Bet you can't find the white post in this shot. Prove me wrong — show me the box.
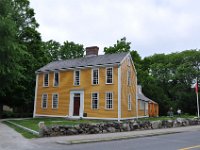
[196,77,199,118]
[197,91,199,118]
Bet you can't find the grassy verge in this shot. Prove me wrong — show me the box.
[138,115,195,121]
[3,121,39,139]
[8,118,105,131]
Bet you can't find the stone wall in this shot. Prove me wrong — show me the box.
[39,118,200,137]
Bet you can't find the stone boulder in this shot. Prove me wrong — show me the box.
[151,120,162,129]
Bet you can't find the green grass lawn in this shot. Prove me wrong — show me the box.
[138,115,195,121]
[8,118,105,131]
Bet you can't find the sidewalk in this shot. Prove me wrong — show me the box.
[0,122,38,150]
[31,125,200,145]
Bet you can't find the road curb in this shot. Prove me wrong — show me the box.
[56,126,200,145]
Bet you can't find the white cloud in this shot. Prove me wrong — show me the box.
[30,0,200,57]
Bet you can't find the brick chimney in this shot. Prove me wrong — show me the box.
[85,46,99,57]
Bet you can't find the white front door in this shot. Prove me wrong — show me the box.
[69,91,84,118]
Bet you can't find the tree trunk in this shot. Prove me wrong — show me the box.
[0,102,3,119]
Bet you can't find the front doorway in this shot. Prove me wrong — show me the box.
[73,93,80,116]
[69,90,84,118]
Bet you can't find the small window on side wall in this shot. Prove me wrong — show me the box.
[127,70,131,86]
[128,94,131,110]
[128,58,131,66]
[43,73,49,87]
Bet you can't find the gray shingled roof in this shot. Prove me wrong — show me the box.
[36,52,129,73]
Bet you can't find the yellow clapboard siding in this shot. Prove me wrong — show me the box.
[36,66,118,118]
[121,58,137,118]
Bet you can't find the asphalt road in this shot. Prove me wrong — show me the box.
[1,121,200,150]
[33,131,200,150]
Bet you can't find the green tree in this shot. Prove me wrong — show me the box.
[11,0,49,113]
[104,37,131,54]
[0,0,25,117]
[60,41,84,59]
[0,0,49,117]
[43,40,61,61]
[140,50,200,115]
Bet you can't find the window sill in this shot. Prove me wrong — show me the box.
[105,83,114,85]
[105,108,114,111]
[43,86,49,88]
[92,84,99,86]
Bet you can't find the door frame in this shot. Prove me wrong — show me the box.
[69,90,84,118]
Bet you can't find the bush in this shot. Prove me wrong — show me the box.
[2,111,33,118]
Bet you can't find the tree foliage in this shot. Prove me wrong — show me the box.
[60,41,84,59]
[104,37,131,54]
[140,50,200,115]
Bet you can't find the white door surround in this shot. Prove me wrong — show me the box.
[69,90,84,118]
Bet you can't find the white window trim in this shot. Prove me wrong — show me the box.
[41,93,48,109]
[52,93,59,109]
[91,92,99,109]
[105,67,113,84]
[91,68,99,85]
[105,92,114,110]
[128,94,132,110]
[43,73,49,87]
[74,70,80,86]
[53,72,60,87]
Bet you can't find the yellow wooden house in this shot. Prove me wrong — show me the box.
[33,46,138,121]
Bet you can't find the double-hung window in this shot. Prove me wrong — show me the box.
[128,94,131,110]
[43,73,49,87]
[53,72,59,87]
[52,93,58,109]
[127,70,131,86]
[91,92,99,109]
[92,69,99,85]
[74,70,80,86]
[105,92,113,109]
[106,67,113,84]
[42,94,48,108]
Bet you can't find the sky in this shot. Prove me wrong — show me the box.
[30,0,200,58]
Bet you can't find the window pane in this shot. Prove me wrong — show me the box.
[42,94,47,108]
[52,94,58,109]
[44,74,49,86]
[92,93,98,109]
[93,69,99,84]
[74,71,80,85]
[54,72,59,86]
[106,68,113,83]
[106,92,113,109]
[128,94,131,110]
